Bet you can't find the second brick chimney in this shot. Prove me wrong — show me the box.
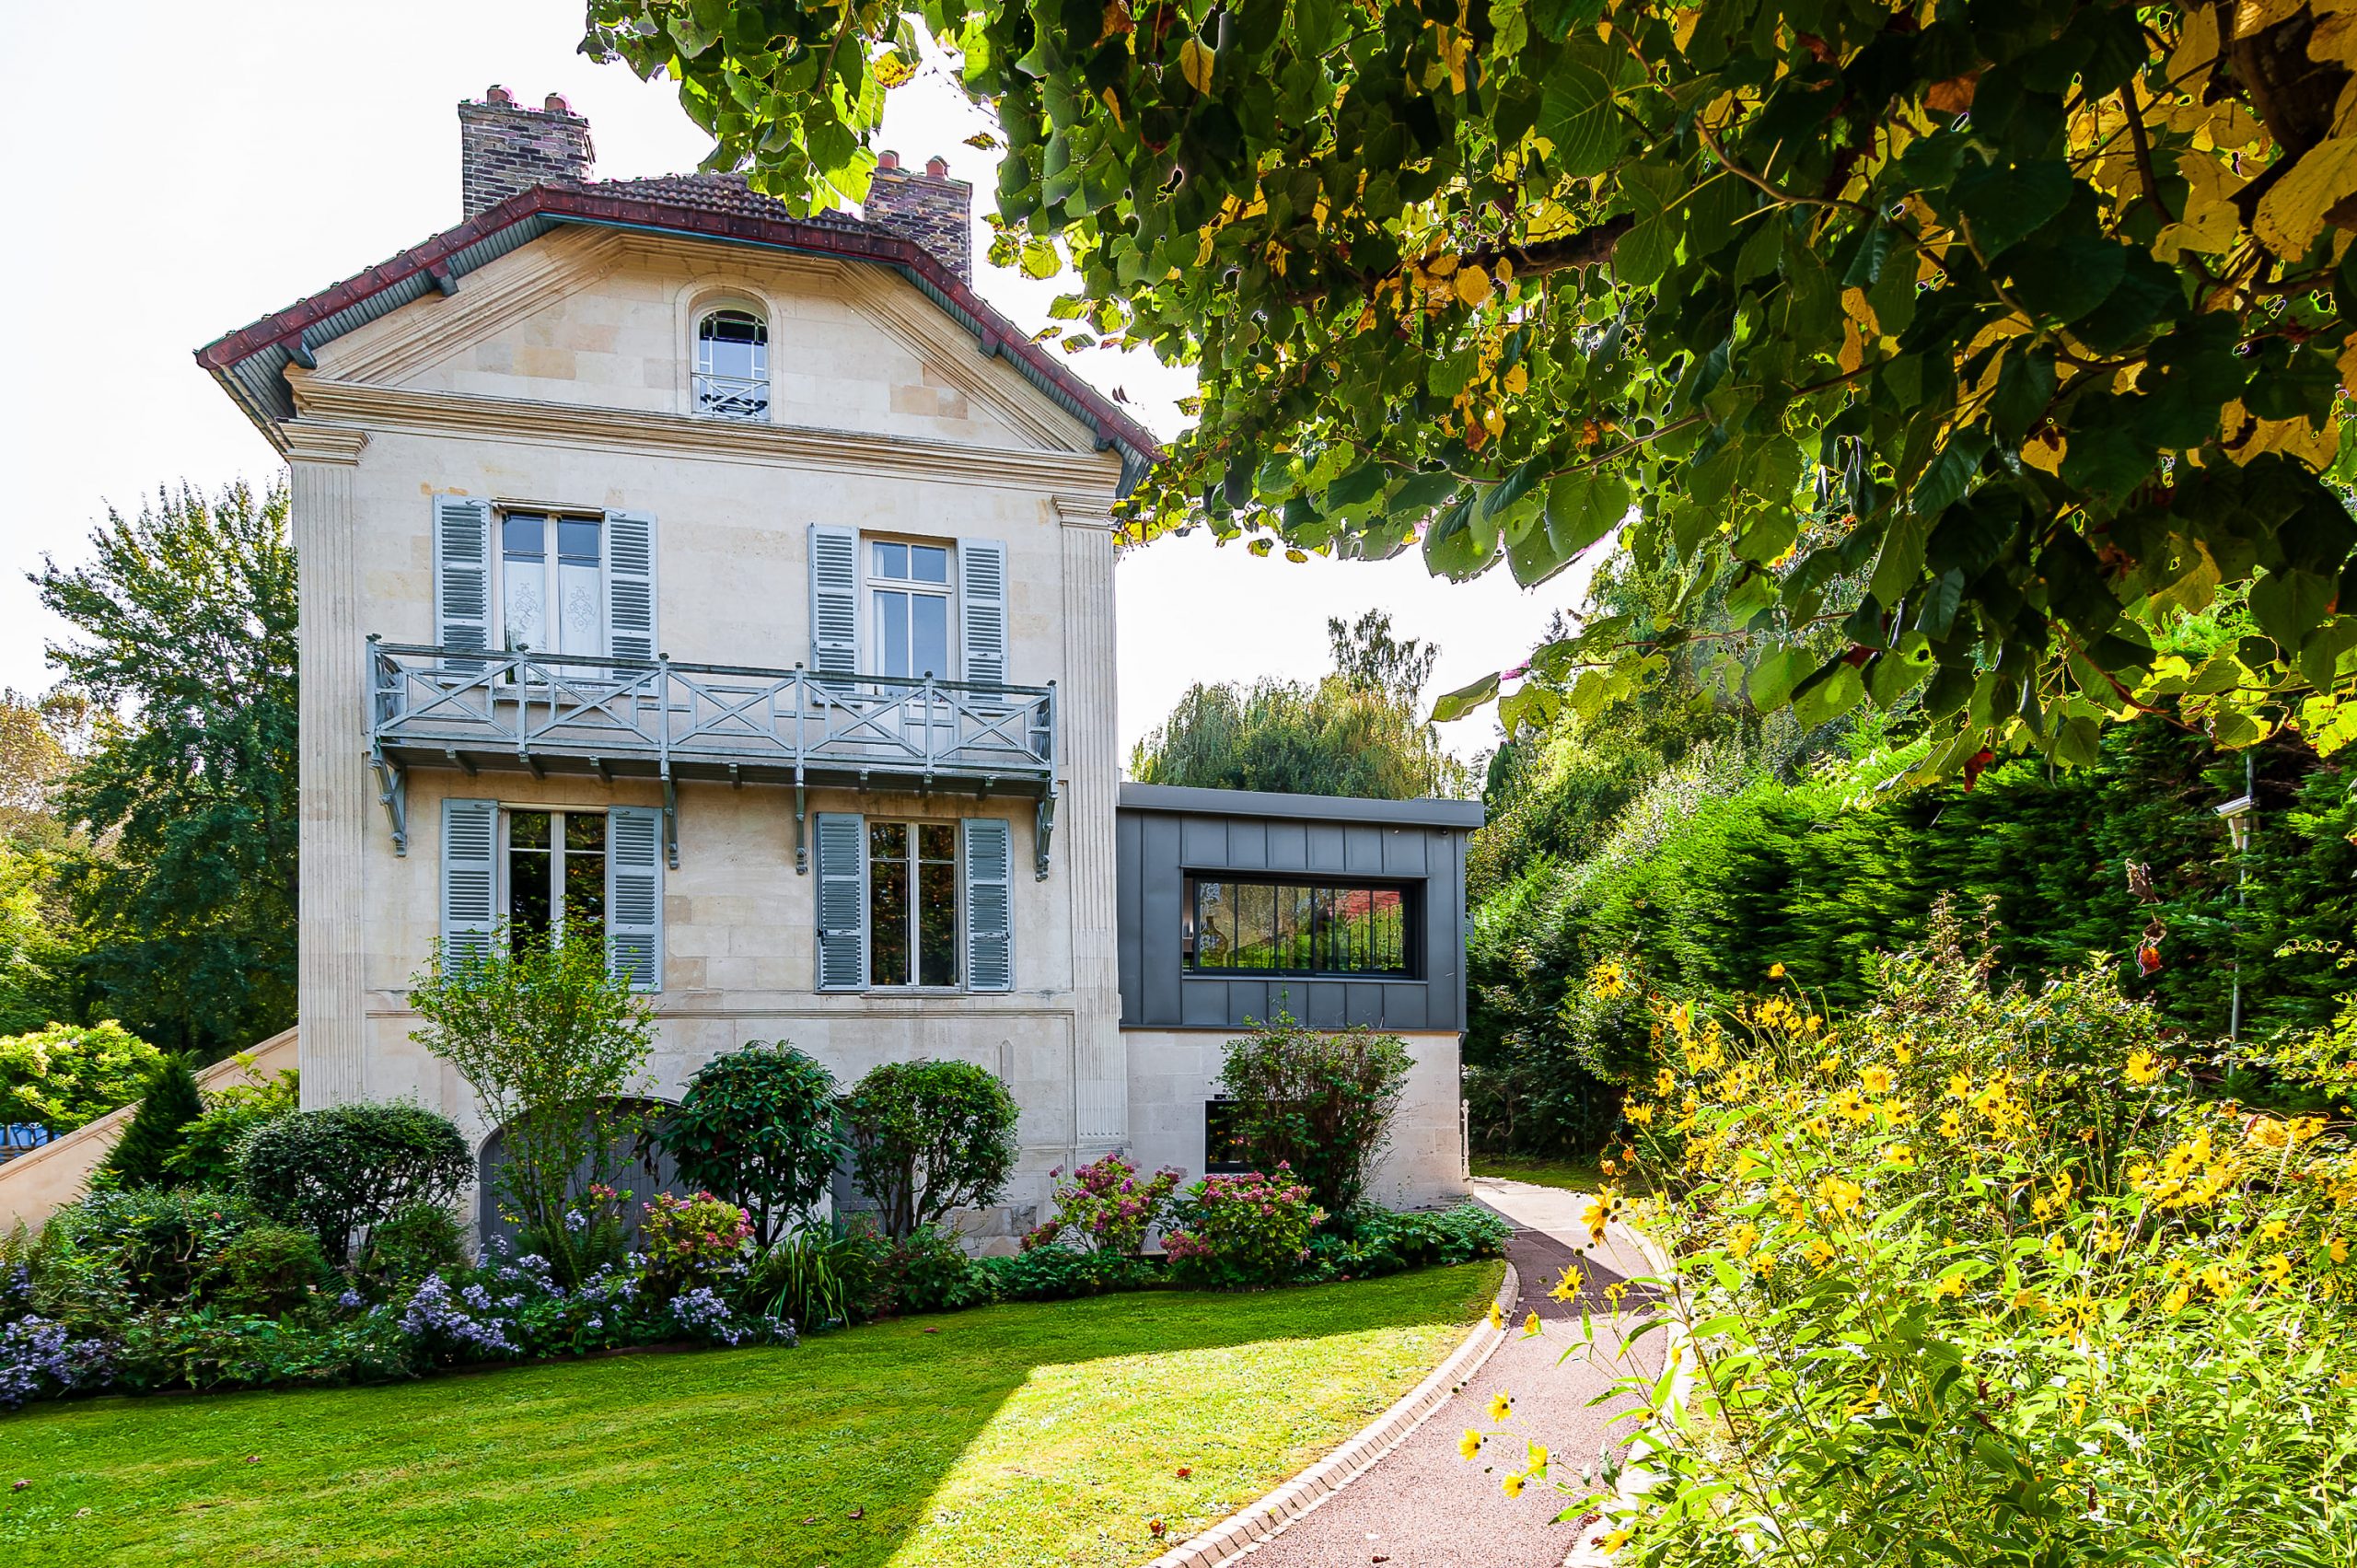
[865,152,973,284]
[458,87,595,217]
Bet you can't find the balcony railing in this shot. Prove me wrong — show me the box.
[366,639,1058,875]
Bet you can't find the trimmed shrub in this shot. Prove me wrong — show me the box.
[165,1067,299,1190]
[660,1042,842,1246]
[1305,1202,1512,1281]
[0,1020,165,1135]
[1162,1167,1326,1288]
[203,1224,331,1317]
[39,1188,258,1307]
[890,1223,998,1314]
[354,1202,468,1295]
[238,1103,470,1264]
[1220,1017,1413,1214]
[1023,1154,1182,1256]
[95,1054,205,1191]
[841,1060,1019,1238]
[981,1244,1163,1301]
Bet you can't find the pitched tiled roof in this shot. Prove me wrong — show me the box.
[194,173,1161,486]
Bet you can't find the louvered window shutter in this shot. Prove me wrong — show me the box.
[964,816,1013,993]
[959,539,1008,685]
[441,798,499,970]
[809,526,860,684]
[606,806,664,992]
[603,511,658,661]
[814,811,866,991]
[433,498,493,671]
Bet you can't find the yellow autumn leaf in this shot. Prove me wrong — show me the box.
[2235,0,2305,34]
[1455,264,1494,306]
[1100,86,1124,128]
[1839,314,1866,375]
[1841,285,1881,338]
[1179,36,1213,94]
[2022,433,2067,475]
[1504,363,1529,394]
[871,50,917,87]
[1672,7,1702,51]
[2254,134,2357,258]
[2170,2,2220,96]
[2338,336,2357,394]
[2156,151,2247,260]
[2315,5,2357,70]
[1427,253,1461,276]
[2242,411,2341,468]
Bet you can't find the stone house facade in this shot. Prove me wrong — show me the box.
[195,89,1475,1241]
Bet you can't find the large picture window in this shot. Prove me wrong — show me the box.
[866,540,955,679]
[1184,877,1414,977]
[869,820,960,987]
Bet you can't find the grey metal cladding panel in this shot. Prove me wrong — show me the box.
[1304,981,1348,1029]
[1181,980,1230,1028]
[1224,819,1268,871]
[1343,824,1385,874]
[1342,983,1383,1028]
[1229,979,1273,1026]
[1266,819,1308,871]
[1140,816,1190,1026]
[1425,830,1466,1031]
[1381,982,1431,1030]
[1306,823,1348,872]
[1381,828,1430,876]
[1116,811,1145,1024]
[1181,816,1227,865]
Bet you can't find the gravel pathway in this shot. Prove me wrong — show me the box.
[1231,1179,1665,1568]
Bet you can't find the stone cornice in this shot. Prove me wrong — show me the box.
[1051,494,1119,530]
[289,379,1126,494]
[281,422,369,465]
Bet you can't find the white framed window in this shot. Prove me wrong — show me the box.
[503,808,607,940]
[866,819,961,988]
[499,512,606,658]
[443,798,664,991]
[694,308,769,420]
[865,539,956,679]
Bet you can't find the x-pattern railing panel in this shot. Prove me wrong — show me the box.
[368,641,1054,783]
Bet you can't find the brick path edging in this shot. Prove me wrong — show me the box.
[1141,1261,1523,1568]
[1561,1218,1694,1568]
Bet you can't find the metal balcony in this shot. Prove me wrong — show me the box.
[366,639,1058,876]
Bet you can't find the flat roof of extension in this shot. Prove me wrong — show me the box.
[1116,783,1485,830]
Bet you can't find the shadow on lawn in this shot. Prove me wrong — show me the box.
[0,1272,1492,1568]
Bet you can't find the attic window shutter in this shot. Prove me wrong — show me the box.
[440,798,498,971]
[815,811,866,991]
[603,511,658,661]
[433,497,493,671]
[809,526,859,685]
[959,539,1008,685]
[964,816,1013,993]
[606,806,664,992]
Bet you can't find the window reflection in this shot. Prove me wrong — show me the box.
[1182,878,1414,977]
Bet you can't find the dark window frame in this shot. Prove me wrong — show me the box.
[1181,873,1421,980]
[1203,1099,1254,1173]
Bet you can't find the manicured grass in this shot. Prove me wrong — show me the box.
[0,1262,1501,1567]
[1471,1152,1608,1193]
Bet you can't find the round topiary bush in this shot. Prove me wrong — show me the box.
[841,1060,1019,1239]
[659,1042,842,1247]
[237,1102,470,1263]
[203,1223,331,1317]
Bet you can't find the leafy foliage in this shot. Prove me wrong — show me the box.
[1219,1016,1415,1213]
[164,1066,299,1190]
[202,1224,331,1318]
[36,1187,260,1308]
[0,1019,164,1134]
[237,1104,471,1266]
[32,481,296,1056]
[406,923,656,1283]
[1024,1153,1183,1255]
[353,1202,469,1297]
[94,1054,204,1191]
[1306,1201,1514,1280]
[1131,610,1475,796]
[659,1041,842,1247]
[841,1059,1021,1238]
[596,0,2357,777]
[1163,1167,1327,1286]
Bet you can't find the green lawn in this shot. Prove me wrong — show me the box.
[1471,1152,1608,1193]
[0,1262,1500,1567]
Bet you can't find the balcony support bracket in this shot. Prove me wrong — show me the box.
[1035,788,1056,880]
[794,767,808,875]
[371,749,409,858]
[661,769,679,870]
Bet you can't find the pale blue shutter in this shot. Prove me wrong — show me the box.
[433,497,493,670]
[809,526,859,684]
[964,816,1013,993]
[441,798,498,970]
[603,511,658,661]
[959,539,1008,685]
[606,806,663,991]
[815,811,866,991]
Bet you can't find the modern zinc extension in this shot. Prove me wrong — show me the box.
[366,642,1058,874]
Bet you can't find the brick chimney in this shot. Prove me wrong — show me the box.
[864,152,973,284]
[458,87,595,218]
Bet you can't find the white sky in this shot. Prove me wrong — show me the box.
[0,0,1593,763]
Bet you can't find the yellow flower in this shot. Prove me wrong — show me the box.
[1487,1301,1503,1330]
[1488,1390,1513,1423]
[2163,1281,2193,1313]
[2246,1117,2292,1151]
[1815,1175,1864,1217]
[1654,1067,1676,1098]
[1582,1191,1621,1246]
[2260,1218,2289,1242]
[1601,1528,1633,1552]
[1938,1109,1964,1140]
[1626,1100,1655,1127]
[1670,1001,1694,1038]
[1502,1470,1526,1498]
[1458,1428,1482,1461]
[1829,1089,1872,1124]
[2125,1050,2164,1086]
[1862,1065,1893,1096]
[1522,1310,1541,1335]
[2331,1237,2350,1265]
[1587,959,1628,1001]
[1526,1441,1550,1474]
[1727,1221,1761,1259]
[1930,1273,1966,1301]
[2201,1264,2234,1298]
[2262,1252,2293,1287]
[1885,1144,1917,1170]
[1947,1070,1973,1100]
[1805,1237,1837,1269]
[1549,1265,1584,1304]
[1768,961,1786,978]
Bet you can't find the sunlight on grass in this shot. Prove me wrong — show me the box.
[1472,1153,1605,1193]
[0,1263,1501,1568]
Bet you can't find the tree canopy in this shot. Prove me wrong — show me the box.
[592,0,2357,776]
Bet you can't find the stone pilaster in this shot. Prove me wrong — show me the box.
[284,422,371,1109]
[1055,495,1125,1154]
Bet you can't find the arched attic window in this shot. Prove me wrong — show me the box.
[694,308,770,420]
